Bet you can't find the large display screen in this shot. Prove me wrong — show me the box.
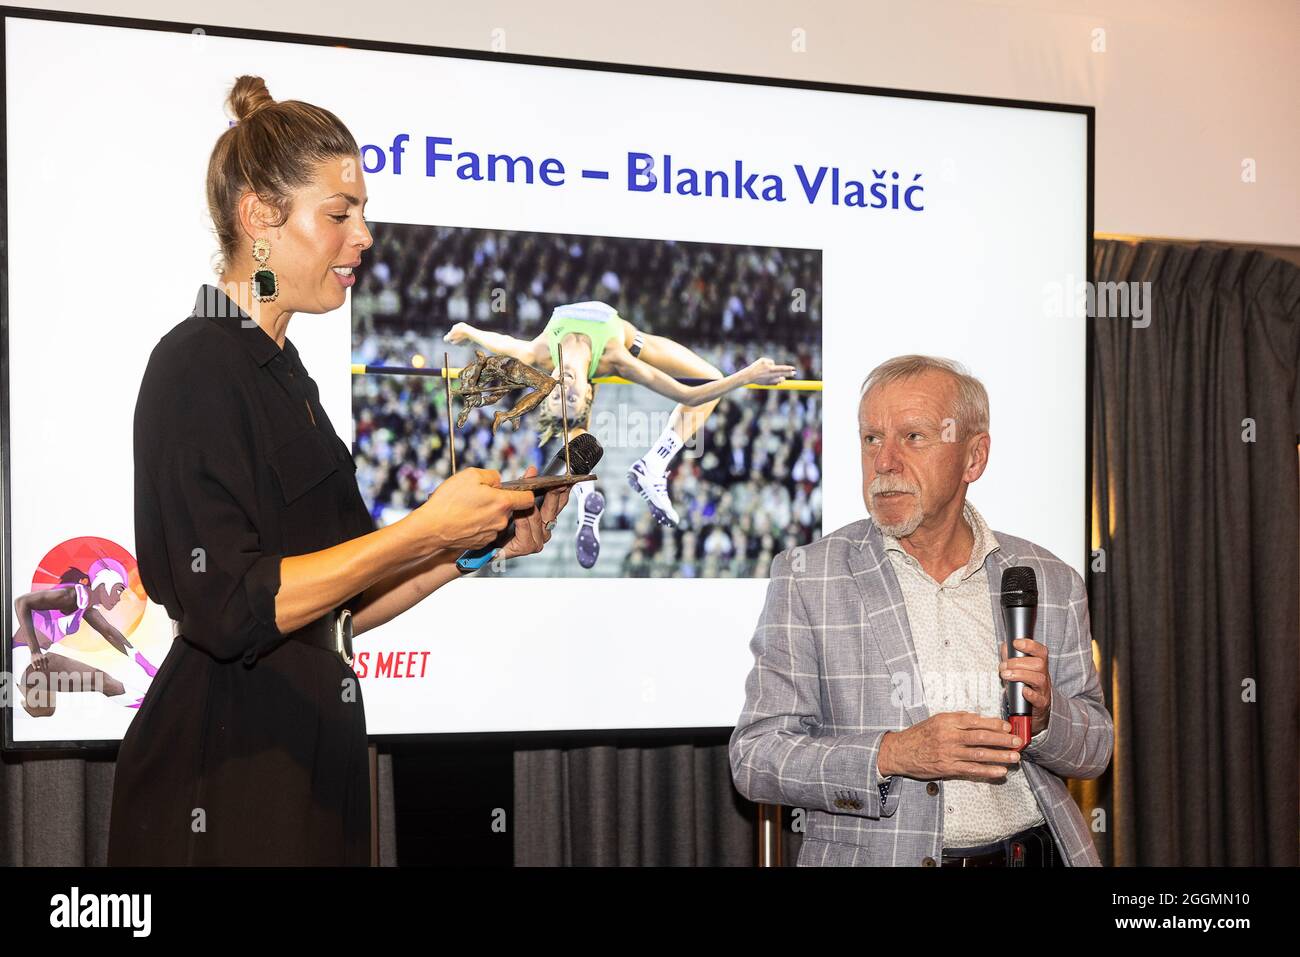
[2,11,1090,744]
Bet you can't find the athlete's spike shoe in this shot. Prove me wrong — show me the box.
[627,460,680,527]
[575,489,606,568]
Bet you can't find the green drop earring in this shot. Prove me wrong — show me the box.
[251,238,279,302]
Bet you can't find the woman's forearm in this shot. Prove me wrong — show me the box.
[683,368,751,406]
[614,354,747,405]
[350,546,465,637]
[14,599,38,652]
[465,326,528,358]
[274,518,428,635]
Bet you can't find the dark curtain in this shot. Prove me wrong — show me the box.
[0,747,399,866]
[1090,240,1299,865]
[513,739,753,865]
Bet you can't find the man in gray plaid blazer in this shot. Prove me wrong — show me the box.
[730,355,1113,866]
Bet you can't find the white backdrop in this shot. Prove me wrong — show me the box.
[3,13,1086,741]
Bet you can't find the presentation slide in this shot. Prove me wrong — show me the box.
[2,13,1088,744]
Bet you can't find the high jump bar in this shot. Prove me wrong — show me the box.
[350,364,822,391]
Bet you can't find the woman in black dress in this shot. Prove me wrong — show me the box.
[107,76,567,865]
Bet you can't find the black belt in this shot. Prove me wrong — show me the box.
[170,606,354,665]
[941,822,1059,867]
[286,606,355,665]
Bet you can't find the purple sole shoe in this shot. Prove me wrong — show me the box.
[576,490,605,568]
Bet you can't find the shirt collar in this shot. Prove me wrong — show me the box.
[879,499,1001,582]
[192,284,296,368]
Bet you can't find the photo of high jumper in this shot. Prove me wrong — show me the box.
[349,225,823,578]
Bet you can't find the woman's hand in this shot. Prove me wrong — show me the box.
[496,466,572,561]
[443,322,475,345]
[404,467,536,554]
[744,356,798,386]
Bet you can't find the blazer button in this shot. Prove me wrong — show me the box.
[922,857,937,867]
[926,782,939,796]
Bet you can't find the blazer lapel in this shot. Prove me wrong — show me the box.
[847,518,1020,728]
[847,520,930,727]
[986,537,1017,664]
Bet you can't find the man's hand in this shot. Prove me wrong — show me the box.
[1000,637,1053,738]
[878,712,1023,782]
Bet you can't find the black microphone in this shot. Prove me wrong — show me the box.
[455,433,604,573]
[1000,566,1038,750]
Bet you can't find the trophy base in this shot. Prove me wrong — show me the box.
[499,473,597,493]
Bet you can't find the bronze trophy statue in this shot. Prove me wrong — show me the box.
[455,350,557,434]
[444,342,597,494]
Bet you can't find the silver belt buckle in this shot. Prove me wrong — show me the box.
[334,608,354,666]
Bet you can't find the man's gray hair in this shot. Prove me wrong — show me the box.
[858,355,990,436]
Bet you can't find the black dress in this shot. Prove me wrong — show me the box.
[108,284,377,865]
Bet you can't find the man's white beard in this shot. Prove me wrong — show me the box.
[869,499,924,538]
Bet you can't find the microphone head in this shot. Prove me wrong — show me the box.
[1000,566,1038,607]
[565,431,604,475]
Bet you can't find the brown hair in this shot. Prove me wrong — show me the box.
[205,75,359,276]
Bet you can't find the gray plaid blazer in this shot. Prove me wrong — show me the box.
[729,516,1113,866]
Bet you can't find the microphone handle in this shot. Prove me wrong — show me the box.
[455,435,598,572]
[455,539,503,572]
[454,474,559,573]
[454,509,533,572]
[1003,604,1035,746]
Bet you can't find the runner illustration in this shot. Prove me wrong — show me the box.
[11,557,158,716]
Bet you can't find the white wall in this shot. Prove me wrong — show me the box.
[27,0,1300,245]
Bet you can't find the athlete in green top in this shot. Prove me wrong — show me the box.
[542,301,623,380]
[444,302,796,567]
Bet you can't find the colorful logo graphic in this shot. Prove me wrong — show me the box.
[10,537,158,717]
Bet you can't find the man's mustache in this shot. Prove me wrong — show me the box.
[869,477,920,496]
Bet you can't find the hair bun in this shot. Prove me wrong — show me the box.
[227,75,275,122]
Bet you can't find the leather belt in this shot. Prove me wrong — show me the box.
[170,606,354,666]
[941,822,1058,867]
[286,606,355,665]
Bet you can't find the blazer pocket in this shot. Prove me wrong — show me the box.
[270,429,340,502]
[806,825,868,850]
[797,837,868,867]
